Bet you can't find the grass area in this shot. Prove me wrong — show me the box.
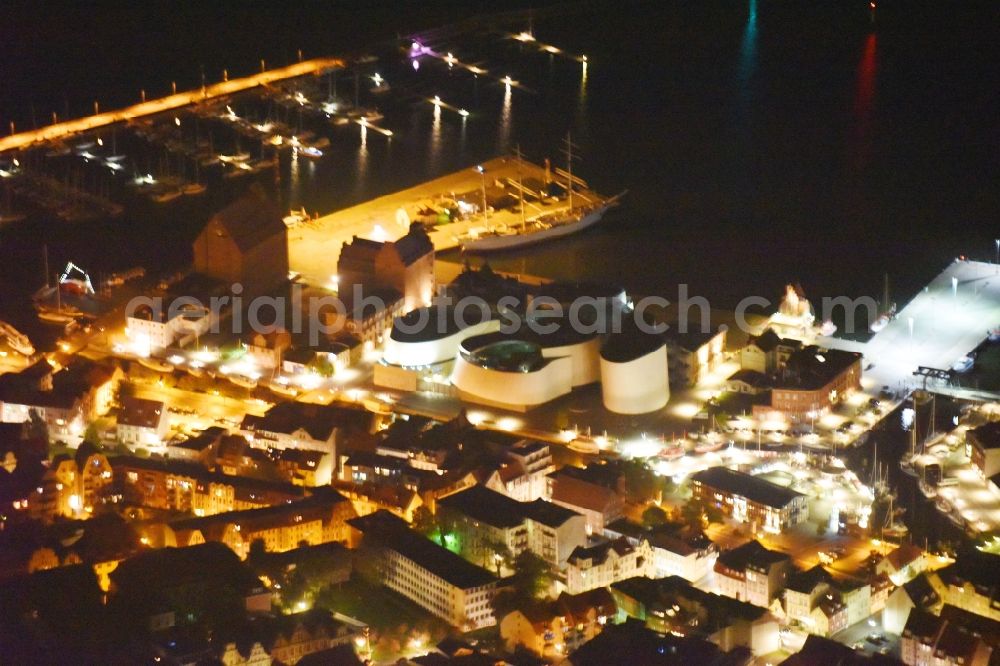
[316,576,444,632]
[315,576,450,660]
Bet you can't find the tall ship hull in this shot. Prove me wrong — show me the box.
[461,196,620,253]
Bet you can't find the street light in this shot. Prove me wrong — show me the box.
[476,165,488,222]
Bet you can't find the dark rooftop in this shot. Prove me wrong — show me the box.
[970,421,1000,450]
[600,318,665,363]
[775,345,862,391]
[785,565,832,594]
[389,304,493,344]
[348,510,496,589]
[241,402,371,441]
[692,466,804,509]
[207,188,285,253]
[118,396,165,429]
[716,540,790,572]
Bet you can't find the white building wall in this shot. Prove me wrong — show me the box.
[600,345,669,414]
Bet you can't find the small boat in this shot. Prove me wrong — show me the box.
[819,320,837,337]
[989,327,1000,343]
[658,445,685,461]
[0,212,27,225]
[283,207,309,228]
[899,458,918,478]
[296,146,323,159]
[218,152,250,164]
[568,436,600,455]
[151,189,183,204]
[870,314,891,333]
[695,438,727,454]
[138,357,174,372]
[182,182,207,195]
[268,379,299,397]
[229,374,258,389]
[0,321,34,356]
[952,355,974,373]
[37,309,79,324]
[45,143,72,157]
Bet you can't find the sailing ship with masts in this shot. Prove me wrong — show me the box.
[460,134,624,252]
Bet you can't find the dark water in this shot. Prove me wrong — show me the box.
[1,1,998,338]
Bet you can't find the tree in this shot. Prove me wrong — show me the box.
[82,423,102,447]
[482,537,514,575]
[115,380,136,406]
[642,504,669,528]
[681,497,723,527]
[411,506,436,536]
[25,409,48,443]
[491,551,555,619]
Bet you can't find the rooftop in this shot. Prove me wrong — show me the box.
[348,510,496,589]
[206,187,285,252]
[774,345,862,391]
[969,420,1000,450]
[716,540,790,573]
[241,402,371,442]
[117,396,166,429]
[691,466,804,509]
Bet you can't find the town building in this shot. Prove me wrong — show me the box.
[348,510,499,630]
[109,455,308,516]
[160,491,356,558]
[438,484,587,568]
[337,222,435,313]
[240,402,374,456]
[933,548,1000,623]
[739,328,801,375]
[499,588,616,658]
[116,396,169,448]
[664,328,727,388]
[876,542,928,586]
[901,605,1000,666]
[690,466,809,533]
[565,537,655,594]
[783,565,832,628]
[968,421,1000,479]
[604,519,717,583]
[547,463,626,536]
[884,573,942,635]
[752,345,863,421]
[192,187,289,297]
[610,575,780,656]
[0,359,121,442]
[244,328,292,369]
[484,440,555,502]
[563,617,744,666]
[125,295,213,354]
[714,540,792,608]
[319,286,403,349]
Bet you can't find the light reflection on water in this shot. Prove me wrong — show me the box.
[497,81,512,154]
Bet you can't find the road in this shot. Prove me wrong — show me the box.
[0,57,343,153]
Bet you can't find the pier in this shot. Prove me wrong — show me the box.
[0,57,344,154]
[819,259,1000,399]
[287,156,604,285]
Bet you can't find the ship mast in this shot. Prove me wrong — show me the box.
[514,144,526,230]
[560,132,580,211]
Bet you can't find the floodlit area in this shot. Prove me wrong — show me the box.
[822,259,1000,394]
